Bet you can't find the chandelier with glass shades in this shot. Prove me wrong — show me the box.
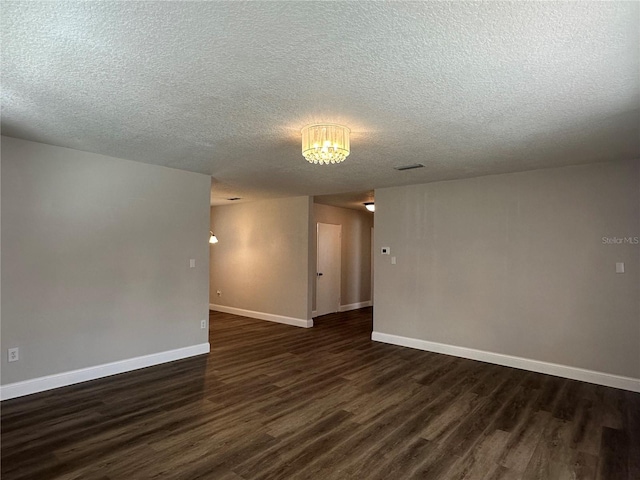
[301,124,350,165]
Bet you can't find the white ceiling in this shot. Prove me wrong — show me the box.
[2,1,638,206]
[315,190,375,213]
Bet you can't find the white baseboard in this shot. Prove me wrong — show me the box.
[371,332,640,393]
[312,310,318,317]
[210,304,313,328]
[0,343,211,401]
[339,300,372,312]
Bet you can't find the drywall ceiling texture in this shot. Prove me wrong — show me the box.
[315,191,375,213]
[2,2,638,205]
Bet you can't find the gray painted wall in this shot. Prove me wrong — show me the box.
[210,197,312,320]
[313,203,373,310]
[374,160,640,378]
[1,136,211,385]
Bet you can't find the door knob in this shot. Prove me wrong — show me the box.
[317,272,323,276]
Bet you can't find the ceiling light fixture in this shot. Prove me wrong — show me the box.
[301,124,350,165]
[209,231,218,244]
[364,202,375,212]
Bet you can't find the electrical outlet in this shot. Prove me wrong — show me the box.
[201,319,207,329]
[8,347,19,362]
[217,290,222,296]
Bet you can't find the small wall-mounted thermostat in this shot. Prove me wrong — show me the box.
[381,247,390,255]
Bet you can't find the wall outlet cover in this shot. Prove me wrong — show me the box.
[8,347,19,362]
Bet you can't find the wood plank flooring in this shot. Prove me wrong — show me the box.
[2,308,639,479]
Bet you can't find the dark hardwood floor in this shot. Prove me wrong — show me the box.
[2,308,639,479]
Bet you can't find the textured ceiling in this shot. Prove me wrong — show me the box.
[315,190,375,213]
[2,1,639,206]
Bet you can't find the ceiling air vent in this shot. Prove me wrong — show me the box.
[394,163,424,171]
[227,197,242,201]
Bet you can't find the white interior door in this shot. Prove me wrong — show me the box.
[316,223,341,317]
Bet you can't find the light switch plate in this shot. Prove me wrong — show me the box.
[190,259,196,268]
[381,247,390,255]
[616,262,625,273]
[391,256,397,265]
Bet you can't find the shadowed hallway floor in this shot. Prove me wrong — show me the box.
[1,308,639,479]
